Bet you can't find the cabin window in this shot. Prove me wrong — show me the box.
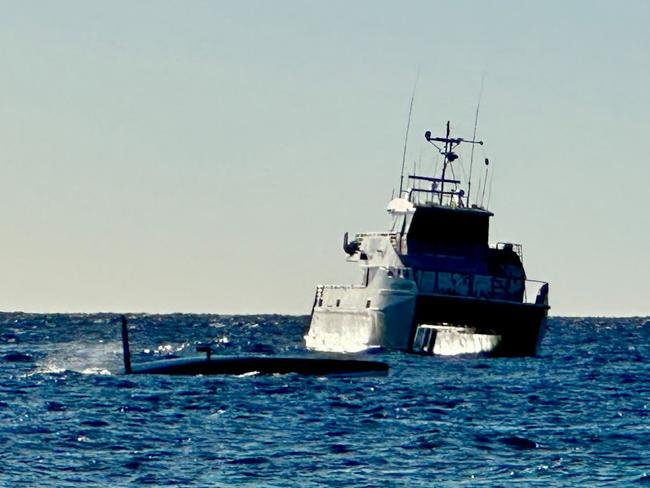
[318,298,323,307]
[366,299,371,308]
[336,299,341,307]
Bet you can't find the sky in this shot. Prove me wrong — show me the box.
[0,1,648,316]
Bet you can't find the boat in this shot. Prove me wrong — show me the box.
[305,121,549,356]
[118,316,388,376]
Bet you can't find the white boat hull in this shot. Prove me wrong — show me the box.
[305,273,417,352]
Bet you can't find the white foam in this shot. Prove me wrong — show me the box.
[32,341,123,375]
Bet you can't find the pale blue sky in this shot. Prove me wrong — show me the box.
[0,1,648,315]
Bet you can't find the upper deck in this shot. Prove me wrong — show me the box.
[338,121,543,301]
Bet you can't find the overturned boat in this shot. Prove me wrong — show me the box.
[119,316,388,376]
[306,122,549,356]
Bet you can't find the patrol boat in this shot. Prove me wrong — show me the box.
[305,122,549,356]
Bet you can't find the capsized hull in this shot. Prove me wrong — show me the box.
[128,356,389,376]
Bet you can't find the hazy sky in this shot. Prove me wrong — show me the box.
[0,1,648,316]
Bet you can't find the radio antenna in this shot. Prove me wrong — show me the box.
[467,71,486,206]
[480,158,490,207]
[399,69,419,197]
[486,162,495,209]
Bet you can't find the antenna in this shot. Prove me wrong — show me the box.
[399,70,419,197]
[467,71,486,207]
[439,121,451,204]
[486,162,495,209]
[480,158,490,207]
[412,159,417,204]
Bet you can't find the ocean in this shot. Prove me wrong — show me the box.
[1,313,648,486]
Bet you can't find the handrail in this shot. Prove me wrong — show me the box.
[318,284,367,290]
[317,267,548,306]
[354,232,399,238]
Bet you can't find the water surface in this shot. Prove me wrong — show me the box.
[1,314,648,486]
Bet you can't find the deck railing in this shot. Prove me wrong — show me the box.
[316,270,548,306]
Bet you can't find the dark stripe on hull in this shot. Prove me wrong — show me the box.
[129,356,389,376]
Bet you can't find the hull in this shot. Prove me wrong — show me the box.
[305,277,418,352]
[306,286,549,357]
[128,356,389,377]
[411,294,549,356]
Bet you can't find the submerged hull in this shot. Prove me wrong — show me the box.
[128,356,389,377]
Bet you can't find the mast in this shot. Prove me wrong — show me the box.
[419,122,483,207]
[439,121,451,204]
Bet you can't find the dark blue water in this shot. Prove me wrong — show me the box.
[1,314,648,486]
